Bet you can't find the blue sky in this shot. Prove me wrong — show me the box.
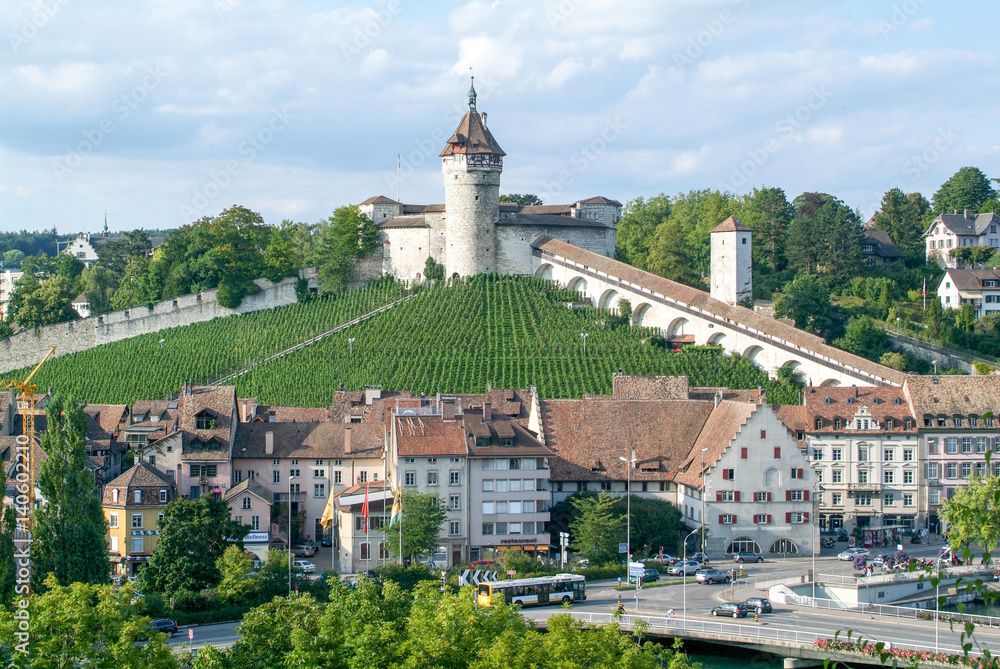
[1,0,998,233]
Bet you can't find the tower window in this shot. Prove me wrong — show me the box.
[742,238,747,244]
[475,196,479,200]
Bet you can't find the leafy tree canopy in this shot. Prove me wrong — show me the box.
[941,472,1000,555]
[569,492,624,564]
[2,249,24,268]
[872,187,927,262]
[499,193,542,206]
[774,274,832,335]
[616,194,671,271]
[932,166,996,214]
[832,315,888,361]
[388,490,447,562]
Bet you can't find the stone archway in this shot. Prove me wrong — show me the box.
[667,317,689,337]
[567,277,588,298]
[534,263,554,280]
[707,332,727,347]
[743,345,764,366]
[598,289,619,310]
[820,378,841,387]
[631,303,653,326]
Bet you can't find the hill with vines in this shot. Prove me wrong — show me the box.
[6,275,799,407]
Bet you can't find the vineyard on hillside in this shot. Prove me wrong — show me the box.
[2,278,409,403]
[233,275,799,406]
[5,275,800,407]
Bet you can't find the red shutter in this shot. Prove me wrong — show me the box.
[722,469,729,480]
[774,447,781,458]
[767,492,772,502]
[803,489,810,501]
[716,491,722,502]
[719,514,725,524]
[760,430,766,439]
[785,490,792,501]
[732,515,737,524]
[766,514,772,524]
[803,512,810,523]
[798,468,804,479]
[786,512,792,523]
[735,490,741,502]
[741,447,748,459]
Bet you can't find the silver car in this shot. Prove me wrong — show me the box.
[667,559,701,576]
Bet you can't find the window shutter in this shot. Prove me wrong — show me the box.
[741,447,748,459]
[722,469,729,480]
[766,514,772,524]
[767,492,772,502]
[785,512,791,523]
[774,447,781,458]
[803,512,810,523]
[803,489,810,501]
[716,491,722,502]
[785,490,792,501]
[760,430,766,439]
[732,514,737,524]
[719,514,725,524]
[735,490,741,502]
[798,468,804,479]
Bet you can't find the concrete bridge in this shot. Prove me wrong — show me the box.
[531,237,907,389]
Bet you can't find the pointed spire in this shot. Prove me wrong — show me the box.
[468,74,477,112]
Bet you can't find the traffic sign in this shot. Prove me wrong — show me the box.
[628,561,644,577]
[188,628,193,641]
[618,542,628,554]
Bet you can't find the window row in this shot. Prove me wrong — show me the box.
[232,515,262,531]
[812,447,915,462]
[928,437,999,454]
[719,512,809,525]
[482,521,544,536]
[481,479,545,492]
[482,458,549,471]
[403,471,462,486]
[481,500,548,514]
[928,461,998,479]
[716,489,810,502]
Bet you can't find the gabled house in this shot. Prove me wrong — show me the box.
[924,210,1000,267]
[862,230,903,269]
[936,269,1000,317]
[103,462,176,579]
[224,477,274,560]
[334,480,393,573]
[176,384,238,500]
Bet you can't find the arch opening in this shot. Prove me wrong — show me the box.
[743,345,764,365]
[567,277,588,297]
[769,539,798,555]
[598,289,620,310]
[534,263,554,280]
[707,333,727,347]
[667,317,689,338]
[727,537,762,554]
[631,303,653,326]
[820,378,841,387]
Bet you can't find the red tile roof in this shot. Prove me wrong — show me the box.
[394,414,467,456]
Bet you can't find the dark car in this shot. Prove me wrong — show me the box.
[732,552,764,564]
[711,602,748,618]
[628,568,659,584]
[744,597,772,613]
[321,536,333,547]
[690,552,710,564]
[148,618,178,637]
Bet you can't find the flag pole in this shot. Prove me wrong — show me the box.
[396,154,400,203]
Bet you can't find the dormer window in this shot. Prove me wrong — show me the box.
[846,397,854,405]
[112,488,119,503]
[893,398,901,405]
[499,437,514,447]
[833,418,842,430]
[871,397,879,405]
[885,417,894,430]
[904,418,913,430]
[823,397,831,405]
[195,410,216,430]
[134,489,142,504]
[814,417,823,430]
[475,437,490,448]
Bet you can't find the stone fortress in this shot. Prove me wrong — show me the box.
[359,78,622,282]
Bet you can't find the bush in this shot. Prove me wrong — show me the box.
[173,604,253,626]
[374,563,437,592]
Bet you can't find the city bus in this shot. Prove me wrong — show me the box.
[476,573,586,607]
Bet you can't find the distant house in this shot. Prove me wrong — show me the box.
[103,462,176,579]
[62,233,101,268]
[224,477,274,561]
[72,294,91,319]
[923,210,1000,268]
[937,269,1000,317]
[0,270,23,319]
[862,230,902,269]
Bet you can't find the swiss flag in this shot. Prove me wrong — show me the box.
[361,482,370,535]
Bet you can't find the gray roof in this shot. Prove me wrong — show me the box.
[224,477,275,505]
[925,211,1000,237]
[496,213,608,229]
[378,216,429,229]
[863,230,903,258]
[939,269,1000,292]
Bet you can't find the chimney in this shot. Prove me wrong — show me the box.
[483,400,492,422]
[265,430,274,456]
[965,209,970,218]
[482,112,487,127]
[344,425,352,453]
[442,398,456,421]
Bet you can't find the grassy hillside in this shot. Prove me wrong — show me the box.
[7,275,799,407]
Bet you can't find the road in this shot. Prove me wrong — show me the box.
[169,540,994,655]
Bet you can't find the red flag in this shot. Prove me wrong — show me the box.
[361,481,370,535]
[922,278,926,297]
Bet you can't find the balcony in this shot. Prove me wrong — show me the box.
[847,483,880,492]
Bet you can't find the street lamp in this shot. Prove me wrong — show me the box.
[348,337,355,355]
[700,448,708,552]
[620,449,637,568]
[813,482,822,605]
[682,526,702,625]
[580,333,588,354]
[288,470,298,595]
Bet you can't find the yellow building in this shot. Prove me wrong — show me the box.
[103,462,176,579]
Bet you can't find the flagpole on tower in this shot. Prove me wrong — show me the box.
[396,154,400,204]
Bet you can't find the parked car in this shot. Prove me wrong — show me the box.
[667,560,701,576]
[320,536,332,547]
[838,548,870,561]
[292,544,316,558]
[732,552,764,564]
[465,560,494,570]
[711,602,748,618]
[871,554,887,567]
[690,552,710,564]
[695,568,730,584]
[147,618,178,637]
[629,568,660,584]
[744,597,772,613]
[294,560,316,573]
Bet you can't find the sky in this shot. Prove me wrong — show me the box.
[1,0,998,234]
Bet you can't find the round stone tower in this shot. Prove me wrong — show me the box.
[439,77,505,277]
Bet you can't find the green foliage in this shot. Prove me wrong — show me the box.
[738,186,793,272]
[2,249,24,267]
[216,545,261,605]
[974,362,996,375]
[97,229,152,275]
[80,265,119,315]
[842,276,899,307]
[941,473,1000,554]
[424,256,445,282]
[8,273,78,329]
[226,592,325,669]
[499,193,543,206]
[774,274,832,334]
[138,495,249,597]
[648,189,736,281]
[616,194,671,271]
[373,563,437,591]
[0,506,16,605]
[569,492,623,565]
[950,245,998,268]
[0,577,176,669]
[32,396,109,590]
[389,490,448,561]
[786,192,863,279]
[933,166,997,214]
[872,187,927,262]
[832,315,888,361]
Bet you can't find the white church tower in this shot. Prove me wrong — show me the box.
[439,77,505,277]
[709,216,753,306]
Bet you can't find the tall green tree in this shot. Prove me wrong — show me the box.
[873,187,926,262]
[110,256,156,310]
[621,496,683,556]
[2,249,24,267]
[32,396,109,589]
[786,193,863,279]
[327,205,379,258]
[423,256,445,282]
[79,265,119,316]
[499,193,543,206]
[647,189,736,281]
[388,490,447,562]
[774,274,832,335]
[97,229,152,275]
[615,194,671,271]
[0,577,177,669]
[933,166,996,214]
[569,492,623,565]
[832,315,888,361]
[738,186,792,272]
[941,473,1000,555]
[0,506,16,605]
[137,496,249,596]
[646,216,700,286]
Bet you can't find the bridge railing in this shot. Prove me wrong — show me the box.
[781,591,1000,629]
[562,611,974,657]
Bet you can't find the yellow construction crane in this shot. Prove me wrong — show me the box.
[2,346,56,526]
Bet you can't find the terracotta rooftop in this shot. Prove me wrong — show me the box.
[675,400,760,489]
[531,236,908,386]
[461,408,552,457]
[178,385,235,447]
[439,109,505,157]
[394,414,467,456]
[710,216,752,233]
[801,386,916,434]
[612,375,689,400]
[903,375,1000,422]
[232,422,384,459]
[224,477,275,505]
[103,462,175,506]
